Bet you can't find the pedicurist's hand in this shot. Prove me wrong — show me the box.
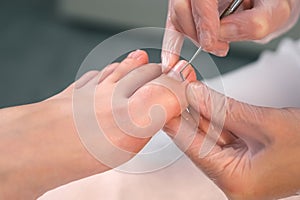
[164,81,300,200]
[161,0,300,72]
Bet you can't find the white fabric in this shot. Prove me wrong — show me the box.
[39,38,300,200]
[209,38,300,108]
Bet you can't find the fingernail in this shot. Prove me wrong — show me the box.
[173,60,187,72]
[211,49,229,57]
[167,70,181,81]
[128,49,144,59]
[220,24,238,40]
[167,60,187,81]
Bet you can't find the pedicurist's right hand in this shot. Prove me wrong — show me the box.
[161,0,300,72]
[164,81,300,200]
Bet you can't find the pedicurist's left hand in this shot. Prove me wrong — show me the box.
[0,50,196,199]
[164,81,300,200]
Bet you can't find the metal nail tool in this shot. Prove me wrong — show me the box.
[179,0,244,80]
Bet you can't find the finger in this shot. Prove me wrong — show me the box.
[165,115,247,183]
[129,76,189,137]
[219,1,292,42]
[83,63,120,87]
[76,63,119,89]
[162,27,184,73]
[172,0,198,42]
[164,112,223,159]
[75,70,100,89]
[111,66,189,139]
[115,64,162,98]
[186,81,273,145]
[164,111,199,151]
[206,40,230,57]
[189,106,236,146]
[97,63,119,84]
[164,107,249,182]
[149,73,189,113]
[167,60,197,82]
[113,67,189,139]
[190,0,230,56]
[162,1,185,73]
[191,0,219,49]
[108,49,149,82]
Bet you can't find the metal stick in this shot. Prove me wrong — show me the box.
[179,0,244,81]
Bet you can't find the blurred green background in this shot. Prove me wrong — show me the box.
[0,0,298,108]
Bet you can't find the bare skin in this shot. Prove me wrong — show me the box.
[0,50,195,199]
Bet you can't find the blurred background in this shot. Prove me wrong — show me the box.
[0,0,299,108]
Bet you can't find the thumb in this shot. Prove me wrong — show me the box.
[219,1,292,42]
[162,15,184,73]
[186,81,273,146]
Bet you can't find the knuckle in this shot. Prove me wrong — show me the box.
[251,15,270,39]
[280,0,292,21]
[251,1,291,41]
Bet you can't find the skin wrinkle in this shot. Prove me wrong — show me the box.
[228,146,248,178]
[218,149,251,198]
[225,101,270,154]
[200,146,234,179]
